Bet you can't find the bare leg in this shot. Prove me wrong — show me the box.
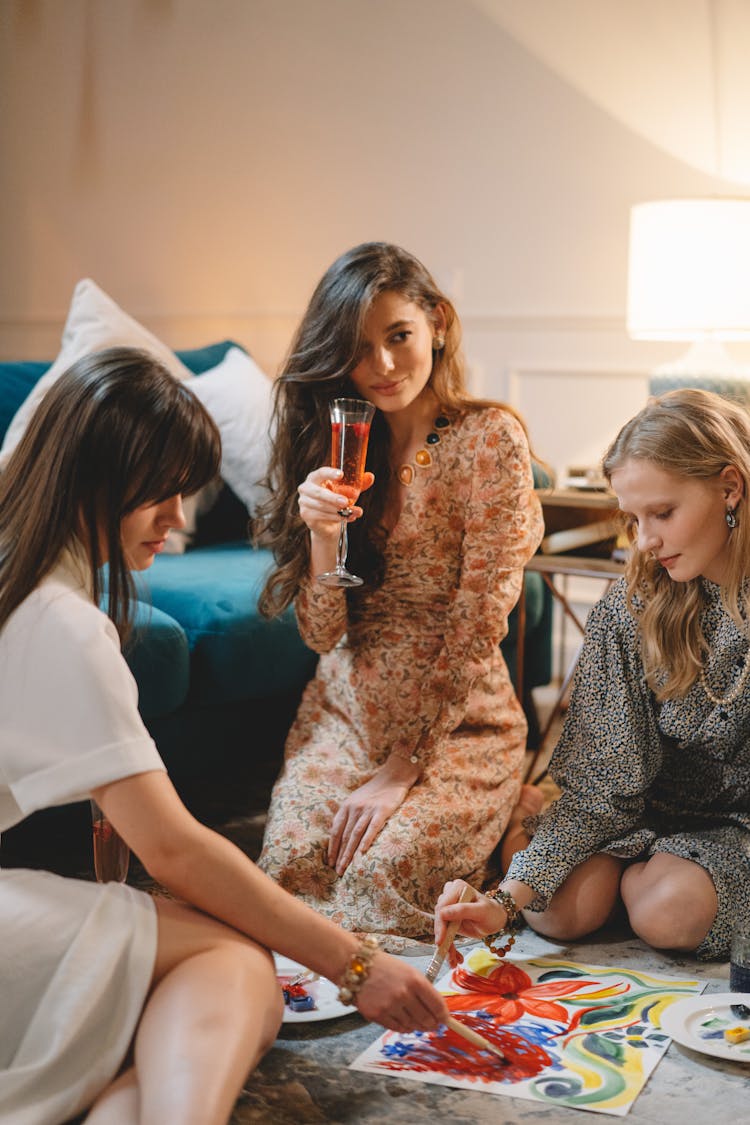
[85,897,283,1125]
[523,853,626,941]
[499,784,545,873]
[621,853,717,951]
[84,1069,139,1123]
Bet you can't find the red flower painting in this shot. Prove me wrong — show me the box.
[447,959,600,1026]
[355,955,703,1113]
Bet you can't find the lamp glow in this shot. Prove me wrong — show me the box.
[628,199,750,376]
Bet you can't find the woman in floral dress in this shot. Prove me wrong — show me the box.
[257,242,543,942]
[437,388,750,961]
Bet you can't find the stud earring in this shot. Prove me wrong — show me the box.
[726,506,738,529]
[432,336,445,350]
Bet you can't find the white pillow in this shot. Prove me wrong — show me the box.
[0,278,192,467]
[0,279,204,553]
[188,347,273,516]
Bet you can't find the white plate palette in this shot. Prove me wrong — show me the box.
[661,992,750,1062]
[274,954,357,1024]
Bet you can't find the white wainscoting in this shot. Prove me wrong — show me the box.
[507,364,651,484]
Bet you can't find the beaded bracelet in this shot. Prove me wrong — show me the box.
[336,934,379,1005]
[482,887,521,958]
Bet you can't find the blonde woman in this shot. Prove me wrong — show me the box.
[436,388,750,962]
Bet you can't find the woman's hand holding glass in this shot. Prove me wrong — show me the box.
[298,466,374,569]
[313,397,375,587]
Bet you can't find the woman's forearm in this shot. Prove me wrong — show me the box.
[150,820,362,981]
[499,878,536,912]
[308,528,338,577]
[97,772,360,983]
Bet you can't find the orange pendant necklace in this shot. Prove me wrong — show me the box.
[396,414,451,486]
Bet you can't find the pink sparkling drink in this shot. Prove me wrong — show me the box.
[318,397,375,588]
[330,419,371,509]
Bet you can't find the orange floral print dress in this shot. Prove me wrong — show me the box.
[258,407,544,942]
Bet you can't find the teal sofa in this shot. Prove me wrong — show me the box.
[0,343,551,870]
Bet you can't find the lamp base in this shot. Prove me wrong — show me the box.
[654,339,750,378]
[650,341,750,405]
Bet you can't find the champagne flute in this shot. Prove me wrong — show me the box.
[317,397,375,588]
[90,798,130,883]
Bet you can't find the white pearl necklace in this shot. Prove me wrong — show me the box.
[700,645,750,707]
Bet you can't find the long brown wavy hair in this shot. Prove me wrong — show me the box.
[0,347,221,644]
[603,388,750,699]
[257,241,526,618]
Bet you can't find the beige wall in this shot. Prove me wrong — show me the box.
[2,0,749,475]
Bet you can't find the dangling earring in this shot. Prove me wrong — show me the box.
[432,336,445,350]
[726,505,738,529]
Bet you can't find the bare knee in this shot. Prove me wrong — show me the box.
[622,855,717,951]
[152,898,283,1052]
[526,903,604,943]
[220,941,283,1055]
[524,854,625,942]
[152,896,264,981]
[626,890,703,950]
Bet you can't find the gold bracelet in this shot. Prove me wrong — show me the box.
[482,887,521,958]
[336,934,379,1005]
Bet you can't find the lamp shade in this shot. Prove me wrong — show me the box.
[627,199,750,341]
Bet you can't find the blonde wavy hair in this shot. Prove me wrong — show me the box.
[603,388,750,700]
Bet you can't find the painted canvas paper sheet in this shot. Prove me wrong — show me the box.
[351,951,705,1115]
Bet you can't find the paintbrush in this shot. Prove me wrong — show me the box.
[444,1015,508,1063]
[425,885,474,982]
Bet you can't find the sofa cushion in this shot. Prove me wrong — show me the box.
[177,340,240,375]
[135,543,317,706]
[0,333,257,554]
[0,279,193,467]
[0,360,50,445]
[501,569,552,690]
[124,601,191,720]
[0,344,238,447]
[187,347,273,517]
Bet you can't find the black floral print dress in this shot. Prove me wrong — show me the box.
[507,577,750,959]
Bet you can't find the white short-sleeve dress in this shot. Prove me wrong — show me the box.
[0,551,167,1125]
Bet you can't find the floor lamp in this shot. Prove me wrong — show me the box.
[628,198,750,399]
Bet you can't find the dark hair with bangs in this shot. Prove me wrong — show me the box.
[0,346,221,642]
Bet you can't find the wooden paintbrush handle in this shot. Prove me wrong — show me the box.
[444,1016,507,1062]
[425,885,475,982]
